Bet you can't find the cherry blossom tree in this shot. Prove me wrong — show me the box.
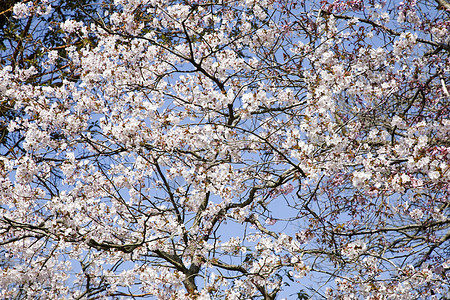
[0,0,111,152]
[1,0,449,299]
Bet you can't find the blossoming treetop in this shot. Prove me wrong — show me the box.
[1,0,449,298]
